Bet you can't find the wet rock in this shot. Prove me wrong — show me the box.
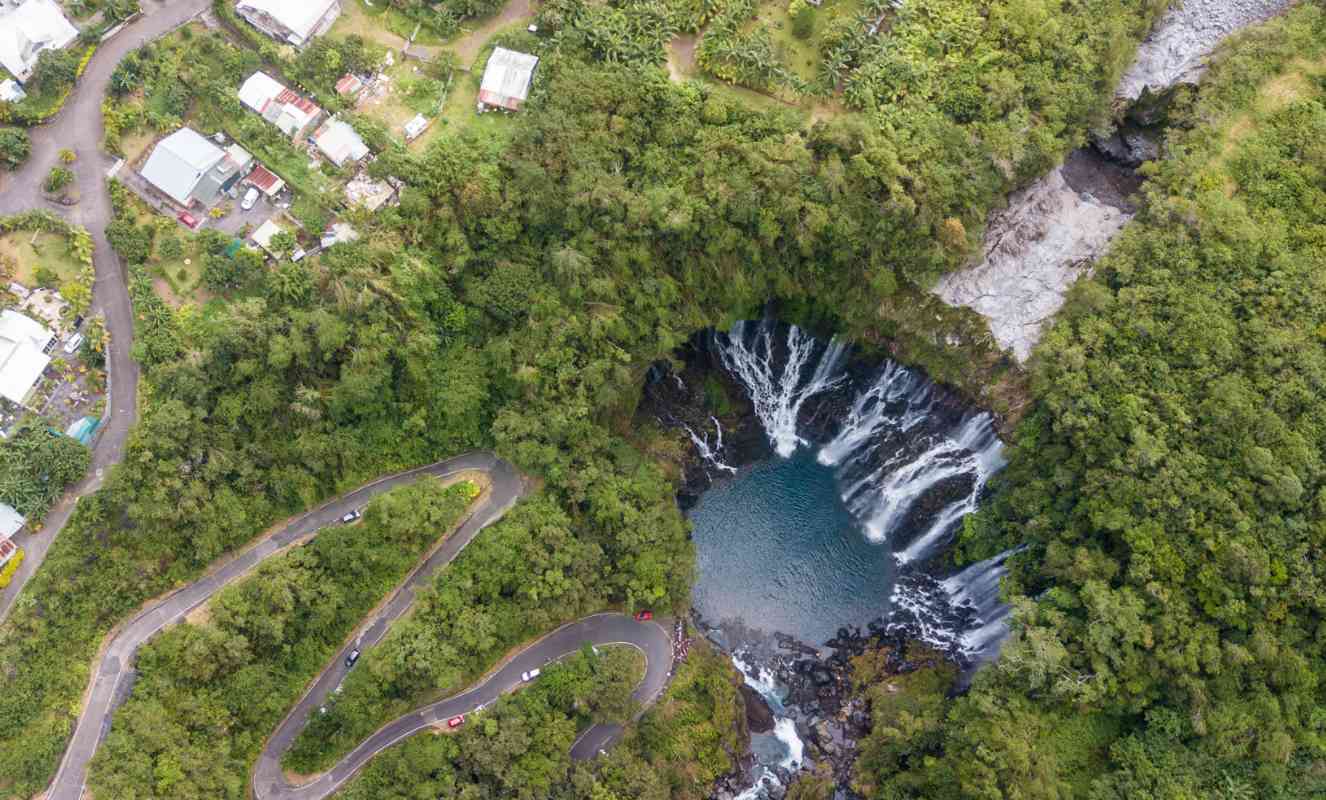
[739,683,776,734]
[932,158,1133,362]
[1117,0,1295,101]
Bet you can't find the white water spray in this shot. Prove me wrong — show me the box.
[717,321,848,457]
[684,417,737,474]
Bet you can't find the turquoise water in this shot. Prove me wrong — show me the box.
[689,450,900,646]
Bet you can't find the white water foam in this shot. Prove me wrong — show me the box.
[730,651,805,798]
[684,416,738,474]
[717,321,848,458]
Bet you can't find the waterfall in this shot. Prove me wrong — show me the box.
[716,321,848,457]
[684,417,737,474]
[701,320,1018,663]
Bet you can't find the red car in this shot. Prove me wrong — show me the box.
[177,210,200,229]
[447,715,465,729]
[634,610,653,622]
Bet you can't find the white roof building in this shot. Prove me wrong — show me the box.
[0,503,24,539]
[0,309,52,406]
[140,127,228,208]
[312,118,369,167]
[478,47,539,112]
[250,218,288,256]
[236,0,341,48]
[238,71,324,138]
[0,78,26,103]
[0,0,78,82]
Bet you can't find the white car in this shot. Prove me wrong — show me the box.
[62,333,84,355]
[520,668,541,682]
[241,187,260,211]
[341,509,362,523]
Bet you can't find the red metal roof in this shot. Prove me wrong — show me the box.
[246,165,282,193]
[336,74,363,96]
[0,538,16,561]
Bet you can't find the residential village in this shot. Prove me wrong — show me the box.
[0,0,542,576]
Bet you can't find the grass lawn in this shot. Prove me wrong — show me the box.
[0,232,84,288]
[758,0,864,85]
[148,234,211,308]
[331,0,411,49]
[336,0,451,46]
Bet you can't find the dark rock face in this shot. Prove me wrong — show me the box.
[740,683,776,734]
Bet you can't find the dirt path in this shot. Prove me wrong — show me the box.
[667,34,699,82]
[449,0,534,68]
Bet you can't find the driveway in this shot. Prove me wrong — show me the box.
[0,0,212,622]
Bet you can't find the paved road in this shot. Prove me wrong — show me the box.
[47,453,673,800]
[254,613,672,800]
[0,0,212,622]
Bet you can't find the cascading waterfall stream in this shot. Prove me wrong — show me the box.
[716,321,849,458]
[704,320,1015,662]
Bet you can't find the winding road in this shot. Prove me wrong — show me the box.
[3,7,674,799]
[47,453,673,800]
[0,0,213,621]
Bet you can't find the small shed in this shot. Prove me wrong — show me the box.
[403,114,430,142]
[245,164,286,197]
[478,47,539,112]
[250,218,288,256]
[335,73,364,98]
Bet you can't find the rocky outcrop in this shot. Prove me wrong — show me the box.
[1117,0,1297,102]
[932,158,1133,363]
[740,683,777,734]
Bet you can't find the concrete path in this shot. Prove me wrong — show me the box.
[0,0,212,622]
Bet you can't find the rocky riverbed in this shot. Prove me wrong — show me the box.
[934,0,1297,363]
[932,149,1137,363]
[1117,0,1297,101]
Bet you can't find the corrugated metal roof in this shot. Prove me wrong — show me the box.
[140,128,226,206]
[236,0,339,43]
[479,47,539,111]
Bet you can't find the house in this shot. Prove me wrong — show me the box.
[140,127,234,208]
[0,309,53,407]
[478,47,539,112]
[0,0,79,82]
[0,78,25,103]
[335,73,364,98]
[0,503,24,539]
[238,71,324,139]
[235,0,340,48]
[244,164,286,198]
[312,118,369,167]
[320,222,359,249]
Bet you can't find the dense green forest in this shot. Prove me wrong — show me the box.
[0,0,1215,795]
[87,479,477,798]
[336,644,645,800]
[337,637,746,800]
[856,4,1326,798]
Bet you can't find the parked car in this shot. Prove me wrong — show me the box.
[634,610,653,622]
[346,648,361,668]
[447,715,465,729]
[177,210,200,229]
[341,508,362,523]
[520,668,541,682]
[62,333,84,355]
[241,187,260,211]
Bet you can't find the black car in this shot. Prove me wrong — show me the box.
[346,648,361,668]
